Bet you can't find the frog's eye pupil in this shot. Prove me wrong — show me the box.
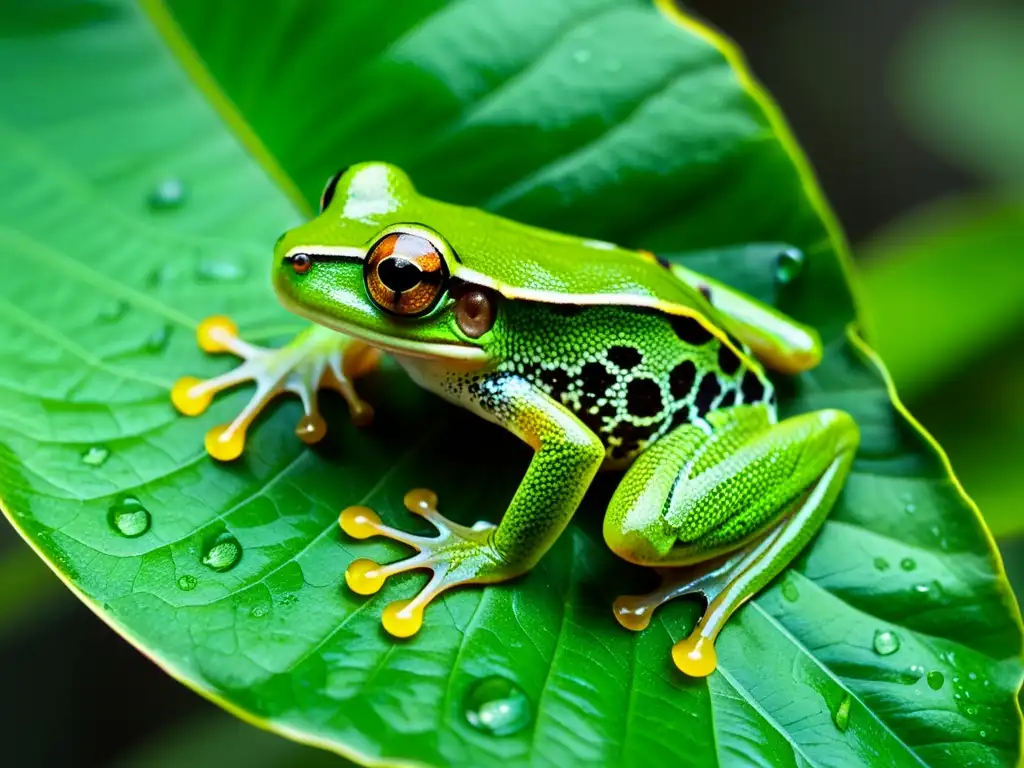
[378,256,423,293]
[290,253,312,274]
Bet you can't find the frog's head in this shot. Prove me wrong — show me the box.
[273,163,496,366]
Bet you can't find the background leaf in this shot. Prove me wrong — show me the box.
[0,1,1020,766]
[860,195,1024,538]
[892,0,1024,186]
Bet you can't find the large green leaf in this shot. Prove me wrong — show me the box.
[0,1,1020,766]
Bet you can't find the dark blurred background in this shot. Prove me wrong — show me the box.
[3,1,1022,764]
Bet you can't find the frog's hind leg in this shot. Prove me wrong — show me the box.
[172,316,378,460]
[604,405,858,677]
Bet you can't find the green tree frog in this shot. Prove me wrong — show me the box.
[173,163,858,677]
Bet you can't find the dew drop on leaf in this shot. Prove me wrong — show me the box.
[463,676,532,736]
[873,557,889,571]
[97,300,128,323]
[873,629,901,656]
[195,258,248,283]
[573,48,591,64]
[202,533,242,572]
[145,324,172,353]
[780,580,799,602]
[81,445,110,467]
[907,664,925,681]
[927,670,945,690]
[775,247,805,284]
[833,694,851,732]
[177,574,197,591]
[900,557,917,571]
[250,604,269,618]
[108,497,150,538]
[148,178,187,210]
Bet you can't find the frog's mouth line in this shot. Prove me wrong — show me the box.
[278,295,489,365]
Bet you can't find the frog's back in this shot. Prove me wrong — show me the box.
[494,299,776,464]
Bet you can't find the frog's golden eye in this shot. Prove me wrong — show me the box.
[364,232,448,316]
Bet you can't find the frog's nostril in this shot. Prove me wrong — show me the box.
[378,257,422,292]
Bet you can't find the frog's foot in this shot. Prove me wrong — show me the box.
[171,316,380,461]
[612,550,753,678]
[340,489,509,639]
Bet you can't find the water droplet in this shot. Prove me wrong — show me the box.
[780,580,799,602]
[908,664,925,681]
[905,502,916,514]
[250,604,269,618]
[81,446,110,467]
[148,178,187,210]
[873,557,889,571]
[463,676,532,737]
[775,248,805,284]
[968,671,977,681]
[97,300,128,323]
[926,670,944,690]
[873,629,900,656]
[913,583,931,595]
[108,497,150,538]
[900,557,917,571]
[145,324,172,353]
[202,533,242,572]
[195,259,248,283]
[833,694,851,732]
[573,49,591,64]
[177,574,197,591]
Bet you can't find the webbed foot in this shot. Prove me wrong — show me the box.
[172,316,379,460]
[340,489,510,638]
[613,551,750,678]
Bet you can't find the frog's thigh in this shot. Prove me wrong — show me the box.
[605,405,858,676]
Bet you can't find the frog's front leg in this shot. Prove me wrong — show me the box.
[340,374,605,638]
[604,405,858,677]
[172,317,379,460]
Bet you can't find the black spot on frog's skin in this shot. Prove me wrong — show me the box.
[694,373,722,417]
[549,303,584,317]
[669,360,697,399]
[626,377,663,418]
[717,343,741,376]
[578,404,612,436]
[670,404,692,430]
[656,255,673,270]
[580,362,615,396]
[697,283,713,302]
[741,370,766,404]
[579,361,616,410]
[719,390,737,409]
[539,367,571,401]
[670,315,713,345]
[607,345,642,370]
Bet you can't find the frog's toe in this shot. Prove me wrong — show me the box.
[173,318,378,460]
[340,489,503,638]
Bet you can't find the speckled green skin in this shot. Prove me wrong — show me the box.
[265,163,859,631]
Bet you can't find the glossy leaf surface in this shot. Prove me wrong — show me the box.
[0,1,1019,766]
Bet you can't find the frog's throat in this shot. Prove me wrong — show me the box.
[279,300,488,365]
